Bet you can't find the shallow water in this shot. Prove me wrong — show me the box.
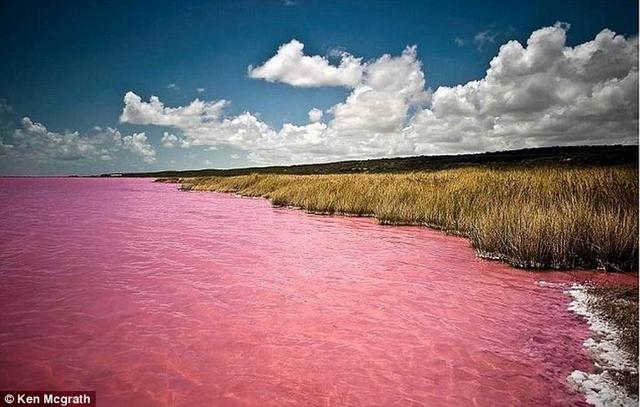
[0,178,635,406]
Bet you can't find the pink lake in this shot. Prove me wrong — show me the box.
[0,178,635,406]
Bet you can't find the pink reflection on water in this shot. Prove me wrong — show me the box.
[0,178,635,406]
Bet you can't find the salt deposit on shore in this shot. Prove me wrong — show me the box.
[566,284,638,407]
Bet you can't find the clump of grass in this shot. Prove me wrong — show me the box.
[585,284,639,395]
[179,165,638,271]
[154,177,180,183]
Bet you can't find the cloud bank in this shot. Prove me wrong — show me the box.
[119,23,638,165]
[1,23,636,173]
[409,24,638,153]
[2,117,156,164]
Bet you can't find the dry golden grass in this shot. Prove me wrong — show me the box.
[179,165,638,271]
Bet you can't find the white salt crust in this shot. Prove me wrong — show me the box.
[565,284,638,407]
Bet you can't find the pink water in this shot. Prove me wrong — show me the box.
[0,178,635,406]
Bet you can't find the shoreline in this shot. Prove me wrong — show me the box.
[168,172,639,402]
[567,284,638,405]
[182,184,639,275]
[174,167,638,272]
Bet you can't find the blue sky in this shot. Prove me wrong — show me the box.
[0,0,637,174]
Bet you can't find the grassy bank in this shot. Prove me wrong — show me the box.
[178,165,638,271]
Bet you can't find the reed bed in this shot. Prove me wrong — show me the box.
[179,166,638,271]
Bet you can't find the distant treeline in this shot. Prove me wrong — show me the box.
[105,145,638,178]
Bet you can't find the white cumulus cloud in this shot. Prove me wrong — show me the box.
[123,132,156,163]
[120,91,228,128]
[406,23,639,154]
[161,132,180,148]
[247,39,364,87]
[308,108,323,123]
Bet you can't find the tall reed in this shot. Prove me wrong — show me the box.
[179,166,638,271]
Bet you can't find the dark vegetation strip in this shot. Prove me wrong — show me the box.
[112,145,637,178]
